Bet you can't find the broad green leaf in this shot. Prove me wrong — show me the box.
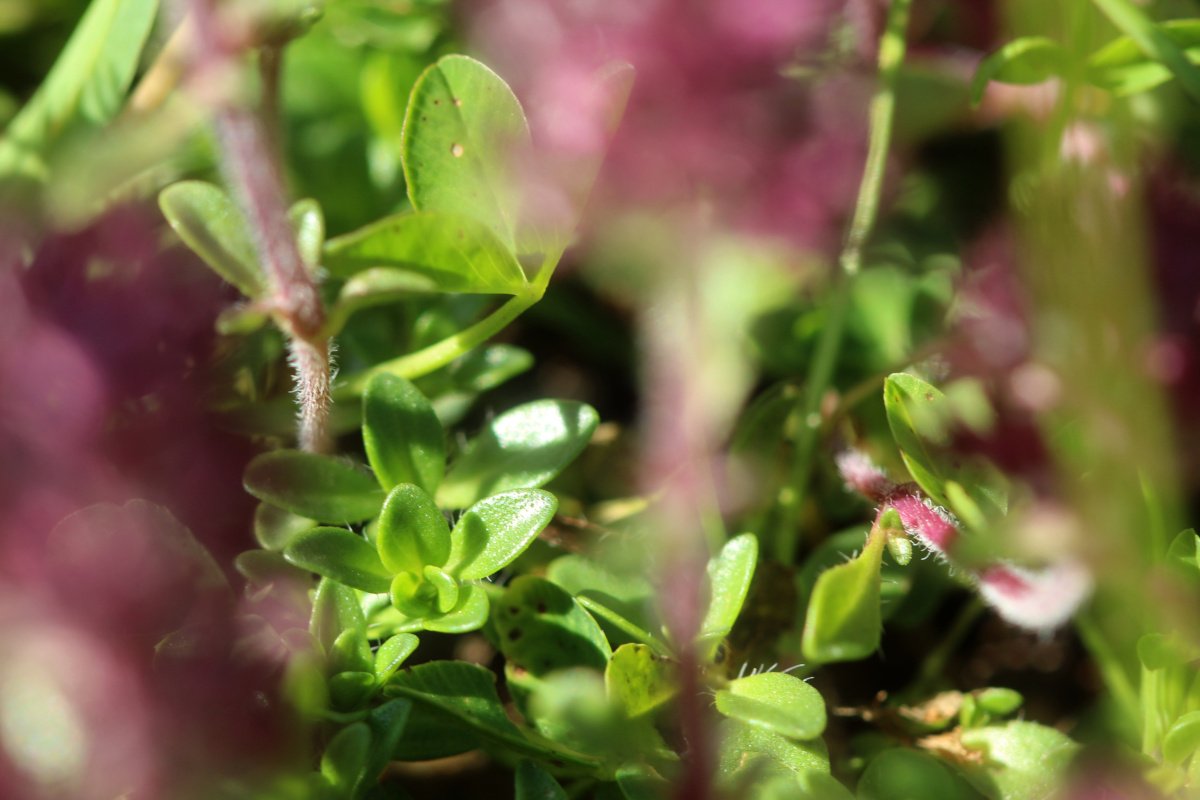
[699,533,759,653]
[858,749,982,800]
[969,37,1068,105]
[244,451,386,523]
[323,210,529,294]
[0,0,159,183]
[289,198,324,271]
[801,529,884,664]
[385,660,599,769]
[254,502,315,551]
[515,760,568,800]
[495,576,612,680]
[525,669,667,762]
[959,722,1079,800]
[401,55,531,250]
[423,582,490,633]
[320,722,370,792]
[796,527,917,624]
[446,489,558,581]
[376,485,451,577]
[1164,710,1200,765]
[375,634,420,684]
[547,555,659,651]
[389,701,482,761]
[284,528,392,594]
[717,719,830,781]
[330,267,441,332]
[605,644,676,718]
[438,400,599,508]
[1089,0,1200,102]
[311,577,367,656]
[159,181,265,298]
[447,344,536,393]
[715,672,826,741]
[363,373,446,494]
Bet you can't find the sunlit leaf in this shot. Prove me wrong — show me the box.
[401,54,531,250]
[445,489,558,580]
[715,672,826,741]
[324,210,529,294]
[801,529,884,664]
[438,400,599,508]
[959,722,1079,800]
[605,643,676,718]
[699,533,758,656]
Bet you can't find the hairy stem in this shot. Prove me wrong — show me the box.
[774,0,914,562]
[190,0,331,452]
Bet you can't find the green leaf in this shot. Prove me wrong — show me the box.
[159,181,265,297]
[385,660,598,769]
[363,699,412,787]
[323,210,529,294]
[423,582,490,633]
[1164,710,1200,765]
[424,565,461,613]
[858,749,982,800]
[0,0,159,183]
[716,719,831,781]
[801,529,884,664]
[375,634,421,684]
[289,198,324,271]
[320,722,371,792]
[699,533,759,654]
[245,451,386,523]
[401,54,531,250]
[515,760,568,800]
[329,670,377,711]
[363,373,446,494]
[959,722,1079,800]
[969,37,1068,106]
[605,644,676,718]
[311,577,367,656]
[253,502,315,551]
[884,374,1006,521]
[1088,21,1200,95]
[234,549,309,587]
[715,672,826,741]
[883,373,954,506]
[446,489,558,580]
[284,528,392,594]
[495,576,612,680]
[438,400,599,508]
[976,688,1023,718]
[376,483,450,575]
[1166,528,1200,575]
[1088,0,1200,102]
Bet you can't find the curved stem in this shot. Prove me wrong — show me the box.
[773,0,914,563]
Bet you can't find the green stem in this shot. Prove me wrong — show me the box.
[773,0,914,563]
[1075,611,1141,731]
[913,598,985,694]
[338,291,540,396]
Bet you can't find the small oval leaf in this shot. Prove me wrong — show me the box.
[715,672,827,741]
[284,528,392,594]
[446,489,558,581]
[438,400,599,508]
[159,181,265,297]
[377,483,451,574]
[363,373,446,494]
[801,530,885,664]
[244,450,386,524]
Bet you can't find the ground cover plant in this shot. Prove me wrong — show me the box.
[3,0,1200,798]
